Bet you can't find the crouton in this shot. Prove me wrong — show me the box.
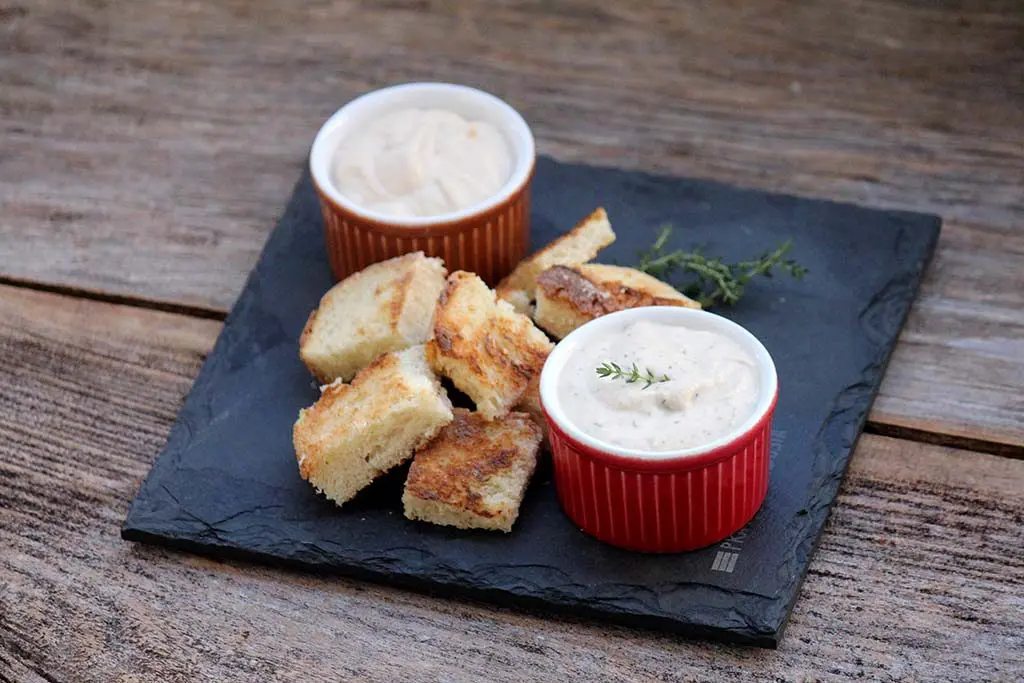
[293,345,453,507]
[495,208,615,313]
[403,409,542,532]
[533,264,700,339]
[300,252,447,383]
[426,271,553,420]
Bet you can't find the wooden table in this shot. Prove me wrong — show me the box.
[2,1,1022,680]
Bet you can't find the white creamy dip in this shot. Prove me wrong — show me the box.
[558,319,759,452]
[331,108,511,218]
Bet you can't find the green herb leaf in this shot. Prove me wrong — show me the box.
[595,361,671,390]
[637,225,807,308]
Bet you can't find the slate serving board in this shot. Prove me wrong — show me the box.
[122,156,940,647]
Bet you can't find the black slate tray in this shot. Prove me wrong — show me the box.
[122,156,940,647]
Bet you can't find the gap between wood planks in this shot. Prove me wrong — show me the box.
[0,274,224,322]
[862,423,1021,461]
[1,273,1019,460]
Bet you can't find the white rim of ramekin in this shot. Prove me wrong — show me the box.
[539,307,779,462]
[309,82,535,226]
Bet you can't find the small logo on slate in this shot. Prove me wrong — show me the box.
[708,430,786,575]
[770,428,786,467]
[711,551,739,573]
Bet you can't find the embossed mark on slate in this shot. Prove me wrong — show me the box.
[122,156,941,647]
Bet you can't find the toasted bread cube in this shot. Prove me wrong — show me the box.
[294,345,453,507]
[496,208,615,313]
[300,252,447,383]
[533,265,700,340]
[426,271,553,419]
[403,409,542,532]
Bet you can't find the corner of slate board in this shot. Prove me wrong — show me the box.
[122,156,941,647]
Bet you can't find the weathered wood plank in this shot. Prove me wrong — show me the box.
[1,286,1021,680]
[1,1,1022,447]
[871,219,1024,449]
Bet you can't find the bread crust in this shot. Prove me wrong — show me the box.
[495,207,615,312]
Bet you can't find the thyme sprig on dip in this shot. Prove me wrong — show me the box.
[595,361,670,390]
[638,226,808,308]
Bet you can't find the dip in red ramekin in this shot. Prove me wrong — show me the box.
[539,307,778,553]
[309,83,535,285]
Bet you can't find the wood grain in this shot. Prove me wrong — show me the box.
[1,286,1022,681]
[871,219,1024,450]
[1,0,1022,448]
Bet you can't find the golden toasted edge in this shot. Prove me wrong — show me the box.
[535,265,615,320]
[293,374,361,481]
[298,309,331,383]
[527,207,613,265]
[578,263,701,308]
[537,264,699,311]
[533,265,700,339]
[495,207,615,303]
[425,270,478,359]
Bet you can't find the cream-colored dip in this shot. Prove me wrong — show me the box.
[558,319,759,452]
[331,108,511,218]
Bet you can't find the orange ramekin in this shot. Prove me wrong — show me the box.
[309,83,535,285]
[539,307,779,553]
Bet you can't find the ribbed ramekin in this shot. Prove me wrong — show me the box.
[539,307,779,553]
[309,82,535,285]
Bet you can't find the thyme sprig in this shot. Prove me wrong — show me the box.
[595,361,670,389]
[638,225,807,308]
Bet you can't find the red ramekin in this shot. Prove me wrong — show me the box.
[539,307,779,553]
[309,83,535,285]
